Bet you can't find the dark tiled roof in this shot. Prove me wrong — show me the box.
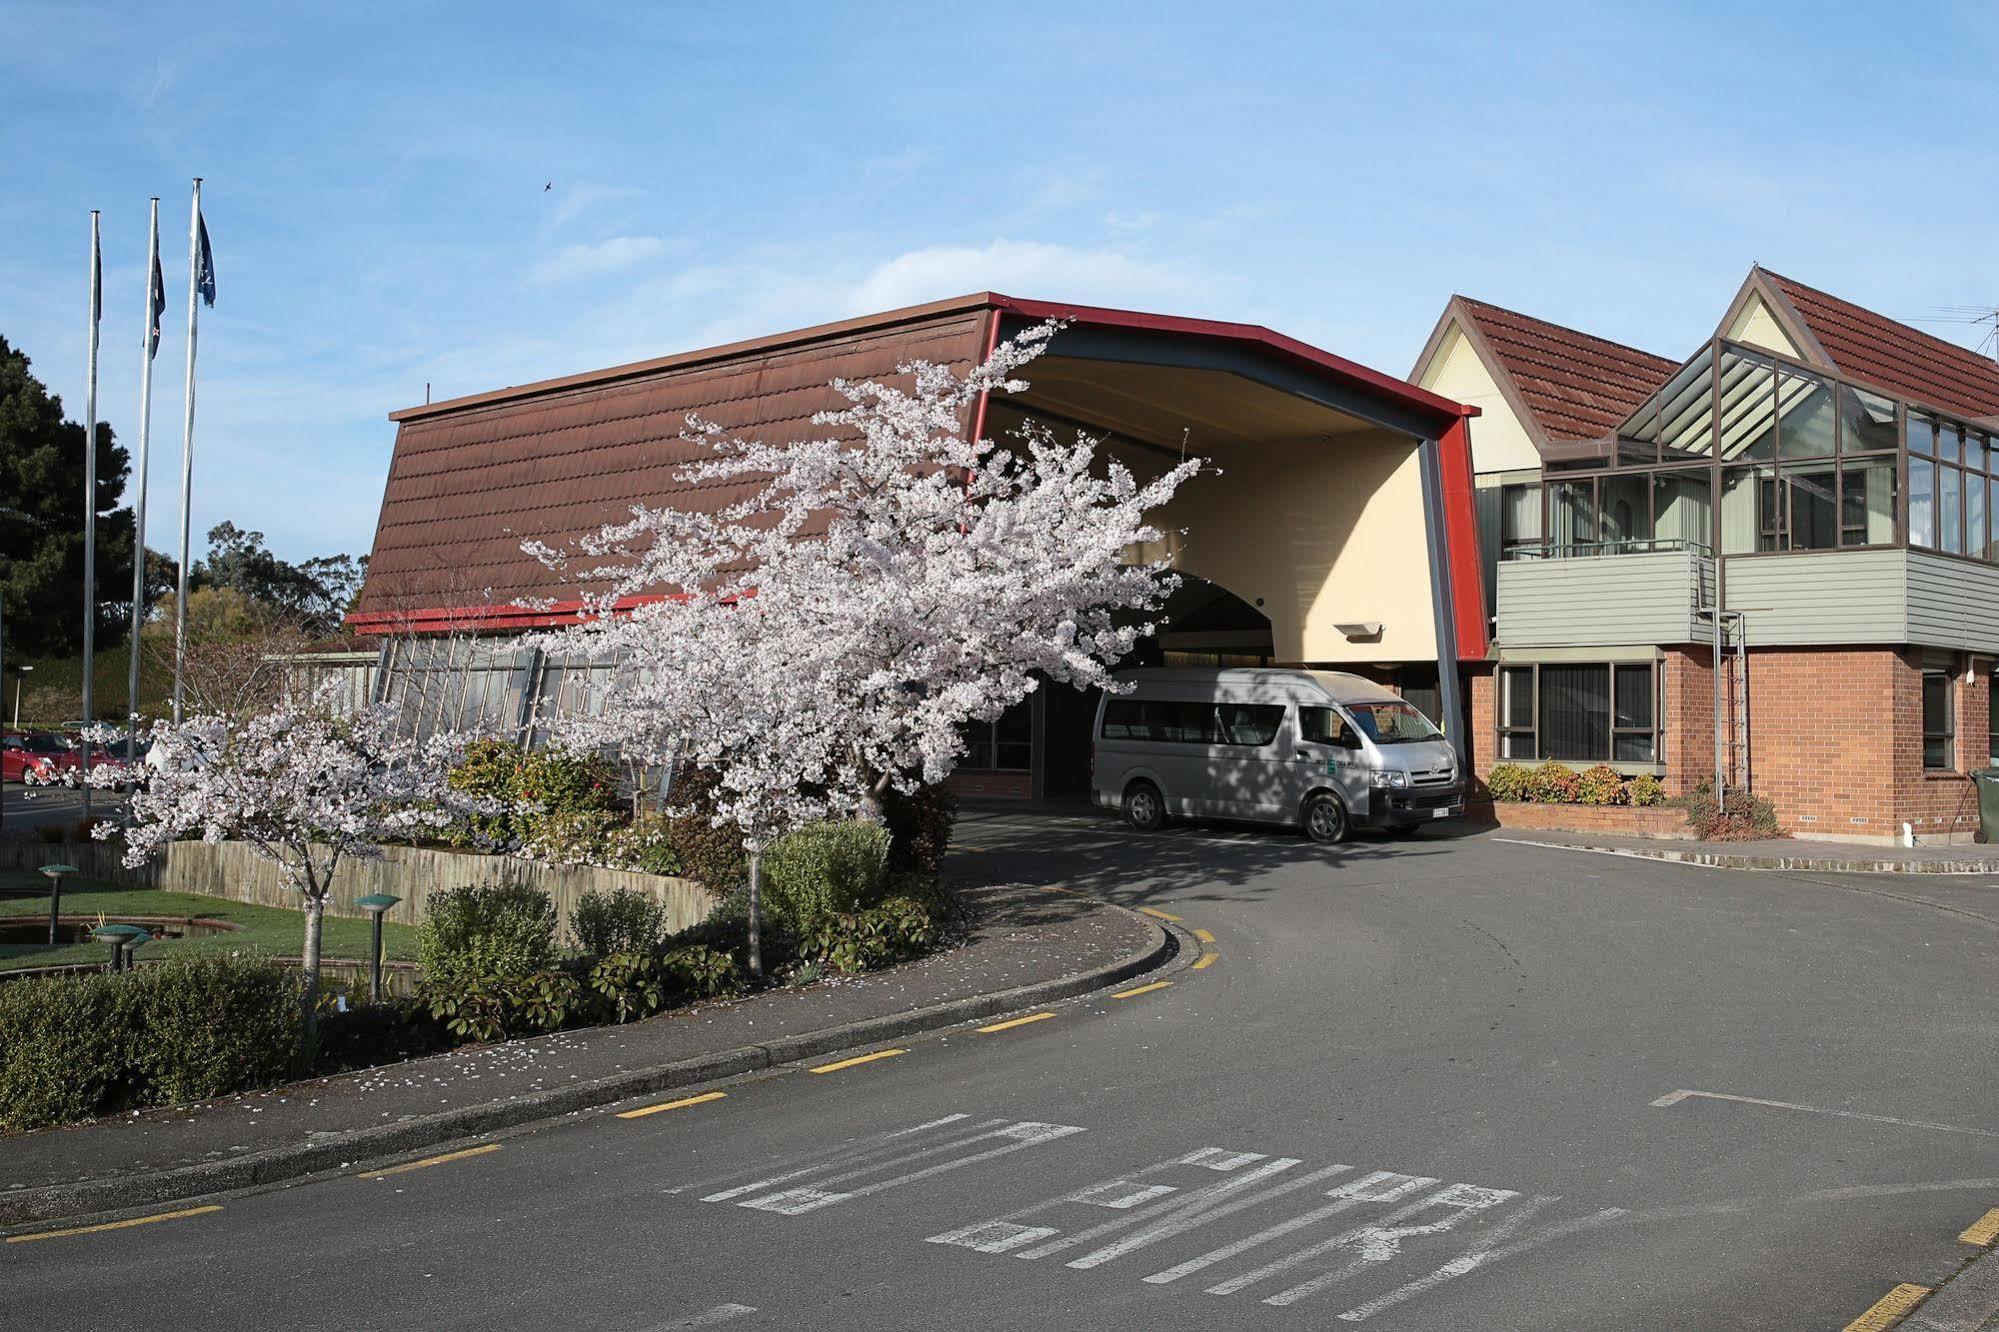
[351,307,990,619]
[1761,270,1999,421]
[1456,297,1678,443]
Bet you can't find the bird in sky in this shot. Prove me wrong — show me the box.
[544,182,552,192]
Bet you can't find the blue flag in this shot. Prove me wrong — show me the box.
[148,233,165,358]
[196,209,215,308]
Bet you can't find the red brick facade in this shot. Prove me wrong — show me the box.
[1468,647,1990,843]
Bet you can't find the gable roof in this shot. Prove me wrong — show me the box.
[1750,267,1999,421]
[1425,296,1678,445]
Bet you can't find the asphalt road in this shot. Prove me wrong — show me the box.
[6,810,1999,1330]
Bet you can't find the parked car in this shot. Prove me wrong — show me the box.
[1091,668,1463,844]
[1,731,80,785]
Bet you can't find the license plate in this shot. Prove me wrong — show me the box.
[1431,807,1453,820]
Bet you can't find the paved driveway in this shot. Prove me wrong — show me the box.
[5,809,1997,1330]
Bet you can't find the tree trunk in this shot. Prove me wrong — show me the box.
[746,847,763,979]
[300,890,325,1048]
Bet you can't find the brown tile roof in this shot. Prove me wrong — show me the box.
[349,303,993,626]
[1760,269,1999,421]
[1453,297,1678,443]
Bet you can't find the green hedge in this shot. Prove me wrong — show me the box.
[0,957,306,1131]
[1486,761,1668,807]
[763,821,893,932]
[416,882,558,985]
[570,886,668,956]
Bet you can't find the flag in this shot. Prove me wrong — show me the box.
[196,209,215,307]
[148,230,165,358]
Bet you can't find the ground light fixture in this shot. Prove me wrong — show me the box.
[90,922,149,972]
[355,893,402,1001]
[38,863,77,946]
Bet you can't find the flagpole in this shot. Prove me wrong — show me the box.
[81,210,102,824]
[172,179,202,724]
[129,197,160,762]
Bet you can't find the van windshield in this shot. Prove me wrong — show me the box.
[1346,702,1444,745]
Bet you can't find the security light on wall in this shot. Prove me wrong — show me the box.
[1335,622,1383,641]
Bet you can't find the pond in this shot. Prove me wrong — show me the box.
[0,916,241,947]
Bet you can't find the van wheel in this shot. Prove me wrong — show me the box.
[1123,781,1166,832]
[1304,793,1348,845]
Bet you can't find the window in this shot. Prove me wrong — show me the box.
[1989,671,1999,769]
[1499,483,1543,555]
[1922,670,1954,770]
[963,698,1033,770]
[1910,456,1937,548]
[1100,699,1281,748]
[1301,706,1358,748]
[1346,702,1444,745]
[1494,662,1659,765]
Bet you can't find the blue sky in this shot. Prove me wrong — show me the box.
[5,1,1997,564]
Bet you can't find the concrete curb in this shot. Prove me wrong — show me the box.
[1901,1242,1999,1331]
[1504,837,1999,877]
[0,900,1184,1230]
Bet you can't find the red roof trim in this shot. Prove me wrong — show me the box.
[345,593,671,635]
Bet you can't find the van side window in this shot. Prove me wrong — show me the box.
[1102,699,1219,744]
[1300,706,1358,748]
[1217,704,1284,746]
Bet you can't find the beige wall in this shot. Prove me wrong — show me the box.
[1120,429,1437,664]
[1415,322,1543,475]
[1725,293,1802,358]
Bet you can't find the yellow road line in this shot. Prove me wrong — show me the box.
[979,1011,1058,1034]
[1842,1283,1931,1332]
[810,1048,906,1074]
[1137,907,1182,922]
[1960,1206,1999,1247]
[357,1142,500,1180]
[1193,928,1216,943]
[1192,952,1219,971]
[618,1090,728,1120]
[1113,980,1173,1000]
[7,1204,221,1244]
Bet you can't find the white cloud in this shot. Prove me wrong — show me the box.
[846,239,1217,314]
[528,234,665,286]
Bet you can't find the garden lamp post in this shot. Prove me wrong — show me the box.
[91,923,148,972]
[10,663,31,728]
[355,893,401,1001]
[38,863,77,947]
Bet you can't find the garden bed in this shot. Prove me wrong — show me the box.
[1474,800,1691,839]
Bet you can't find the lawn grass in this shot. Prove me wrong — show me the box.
[0,868,421,972]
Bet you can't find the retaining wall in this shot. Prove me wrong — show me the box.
[0,841,714,935]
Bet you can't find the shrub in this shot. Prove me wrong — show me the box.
[585,943,744,1025]
[803,896,938,975]
[417,882,559,985]
[883,782,957,875]
[119,957,305,1104]
[313,997,452,1074]
[606,813,683,876]
[665,767,747,894]
[447,738,526,845]
[447,740,623,848]
[1629,773,1667,807]
[1485,763,1531,802]
[762,820,893,933]
[570,887,668,957]
[1528,762,1581,803]
[0,957,309,1130]
[1680,783,1783,841]
[1575,765,1628,807]
[518,808,621,866]
[421,967,580,1042]
[660,943,742,999]
[0,972,128,1130]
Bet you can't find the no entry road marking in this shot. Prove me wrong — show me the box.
[1652,1088,1999,1138]
[619,1091,728,1120]
[810,1048,906,1075]
[357,1142,500,1179]
[7,1204,221,1244]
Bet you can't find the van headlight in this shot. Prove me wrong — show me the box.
[1369,770,1408,789]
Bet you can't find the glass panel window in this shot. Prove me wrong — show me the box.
[1908,414,1937,456]
[1941,465,1965,553]
[964,698,1033,769]
[1650,348,1718,463]
[1539,665,1611,762]
[1652,470,1712,549]
[1922,671,1954,770]
[1989,673,1999,769]
[1841,457,1898,546]
[1215,703,1284,747]
[1346,702,1444,745]
[1717,346,1779,461]
[1971,471,1988,562]
[1775,367,1836,458]
[1500,666,1533,729]
[1988,477,1999,561]
[1720,466,1774,553]
[1100,699,1220,745]
[1499,482,1543,553]
[1548,480,1596,548]
[1599,473,1651,547]
[1301,706,1358,748]
[1967,433,1989,474]
[1787,466,1838,549]
[1838,384,1899,453]
[1939,424,1963,466]
[1909,458,1937,548]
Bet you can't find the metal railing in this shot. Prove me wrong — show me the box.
[1502,538,1714,561]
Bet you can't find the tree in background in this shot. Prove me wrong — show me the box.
[190,521,366,637]
[530,323,1197,972]
[0,334,138,657]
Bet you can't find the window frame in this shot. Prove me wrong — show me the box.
[1494,661,1660,767]
[1921,669,1955,772]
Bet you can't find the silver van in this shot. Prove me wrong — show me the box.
[1090,668,1462,843]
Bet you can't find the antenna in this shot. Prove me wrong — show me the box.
[1906,304,1999,363]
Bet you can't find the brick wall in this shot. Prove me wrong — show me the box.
[1474,801,1689,838]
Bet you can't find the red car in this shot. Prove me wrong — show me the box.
[0,731,78,785]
